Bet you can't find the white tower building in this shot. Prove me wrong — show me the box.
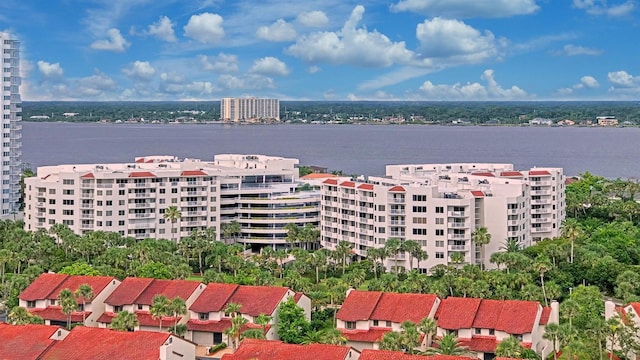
[0,32,22,217]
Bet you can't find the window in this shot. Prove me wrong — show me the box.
[27,301,36,308]
[435,240,444,247]
[378,205,385,211]
[63,179,74,185]
[377,227,385,234]
[119,210,125,216]
[50,299,56,306]
[160,189,166,194]
[62,209,74,216]
[106,211,112,216]
[106,200,113,206]
[63,189,74,195]
[345,321,356,330]
[119,200,125,206]
[62,199,74,205]
[413,194,427,201]
[435,252,444,259]
[413,217,427,224]
[378,216,385,222]
[138,304,143,310]
[412,206,427,213]
[171,188,178,194]
[413,228,427,236]
[489,329,495,335]
[199,312,209,321]
[114,305,123,313]
[475,328,481,335]
[373,320,379,327]
[118,220,125,226]
[385,321,391,327]
[435,229,444,236]
[435,206,444,213]
[119,190,125,195]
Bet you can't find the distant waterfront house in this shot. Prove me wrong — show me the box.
[97,277,205,332]
[597,116,619,127]
[336,290,440,351]
[434,297,558,359]
[186,283,310,346]
[18,273,120,327]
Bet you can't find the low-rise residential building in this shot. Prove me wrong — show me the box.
[18,273,120,327]
[24,154,320,252]
[186,283,310,346]
[597,116,618,126]
[336,290,440,351]
[435,297,558,359]
[40,326,195,360]
[97,277,205,331]
[221,339,360,360]
[359,349,476,360]
[321,163,564,271]
[0,323,69,360]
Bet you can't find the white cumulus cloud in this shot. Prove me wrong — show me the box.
[90,28,130,52]
[184,13,224,43]
[296,10,329,27]
[416,17,503,64]
[122,61,156,81]
[573,0,635,16]
[287,5,414,67]
[146,16,177,42]
[76,71,118,97]
[256,19,297,42]
[250,57,290,76]
[199,53,239,73]
[608,70,638,87]
[416,69,528,100]
[218,74,275,90]
[579,76,600,88]
[391,0,539,18]
[37,61,64,78]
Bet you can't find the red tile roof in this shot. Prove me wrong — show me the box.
[190,283,239,313]
[470,190,484,197]
[360,349,475,360]
[389,186,405,192]
[436,297,482,330]
[340,328,390,343]
[494,300,540,334]
[135,279,202,305]
[135,311,181,327]
[53,276,115,303]
[40,326,172,360]
[472,299,502,329]
[135,158,145,163]
[340,181,355,188]
[301,173,338,180]
[358,184,375,190]
[228,285,289,316]
[471,172,494,177]
[104,277,154,306]
[0,323,61,360]
[539,306,551,325]
[500,171,523,177]
[187,319,266,334]
[221,339,353,360]
[371,293,438,323]
[80,172,94,179]
[529,170,551,176]
[128,171,156,178]
[181,170,208,176]
[323,179,338,185]
[459,335,498,353]
[29,307,90,323]
[19,273,67,301]
[336,291,382,322]
[629,303,640,318]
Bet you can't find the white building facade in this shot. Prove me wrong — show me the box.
[321,163,564,271]
[220,97,280,122]
[1,32,22,217]
[24,154,319,251]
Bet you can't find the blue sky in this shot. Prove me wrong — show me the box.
[1,0,639,101]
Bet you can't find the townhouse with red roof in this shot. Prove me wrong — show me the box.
[221,339,360,360]
[359,349,478,360]
[18,273,120,327]
[336,290,440,351]
[0,323,69,360]
[186,283,310,346]
[434,297,558,360]
[96,277,205,331]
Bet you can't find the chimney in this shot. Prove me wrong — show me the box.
[604,300,617,320]
[549,300,560,324]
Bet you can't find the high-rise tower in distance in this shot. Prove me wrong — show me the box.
[220,97,280,122]
[0,32,22,217]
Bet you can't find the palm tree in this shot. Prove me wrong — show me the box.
[471,227,491,270]
[150,294,170,331]
[423,333,471,356]
[500,238,521,253]
[225,312,248,351]
[168,297,187,334]
[241,328,265,340]
[384,238,402,274]
[367,247,387,279]
[561,218,583,264]
[58,288,77,329]
[402,240,421,270]
[284,223,300,250]
[110,310,139,332]
[543,322,560,360]
[255,313,272,335]
[449,252,465,266]
[495,336,525,358]
[8,306,39,325]
[222,220,242,245]
[418,317,437,348]
[307,250,327,284]
[163,206,182,241]
[534,256,551,306]
[334,241,353,275]
[74,283,94,323]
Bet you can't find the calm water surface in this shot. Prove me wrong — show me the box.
[21,122,640,178]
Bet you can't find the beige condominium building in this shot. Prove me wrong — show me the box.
[1,32,22,217]
[321,163,564,271]
[220,97,280,122]
[24,154,319,251]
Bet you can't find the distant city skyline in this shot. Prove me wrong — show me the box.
[1,1,639,101]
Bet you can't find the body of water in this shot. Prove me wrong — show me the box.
[21,122,640,178]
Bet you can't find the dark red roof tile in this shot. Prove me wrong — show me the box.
[500,171,523,177]
[128,171,156,178]
[336,291,382,322]
[323,179,338,185]
[227,285,289,316]
[360,349,475,360]
[340,328,390,343]
[181,170,208,176]
[358,184,374,191]
[104,277,154,306]
[51,275,116,303]
[539,307,551,325]
[470,190,484,197]
[80,172,95,179]
[19,273,67,301]
[389,186,405,192]
[371,293,438,323]
[29,307,90,323]
[221,339,353,360]
[40,326,172,360]
[0,323,61,360]
[471,172,494,177]
[340,181,355,188]
[135,279,202,305]
[189,283,238,313]
[436,297,482,330]
[459,335,498,353]
[529,170,551,176]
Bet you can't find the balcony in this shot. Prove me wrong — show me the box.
[532,199,552,205]
[531,190,551,195]
[532,227,552,233]
[388,198,405,204]
[531,181,551,186]
[36,202,45,208]
[390,209,405,215]
[128,213,154,219]
[80,214,94,219]
[390,220,405,225]
[448,222,466,228]
[448,234,467,239]
[448,245,467,251]
[448,211,467,217]
[81,203,94,209]
[531,208,551,214]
